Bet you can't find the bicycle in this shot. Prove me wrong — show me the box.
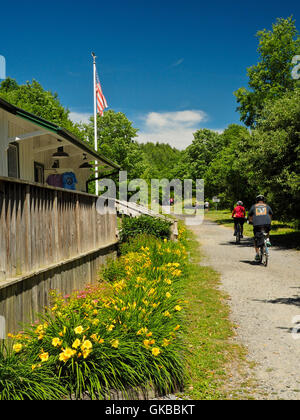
[255,228,270,267]
[234,219,244,244]
[236,222,242,244]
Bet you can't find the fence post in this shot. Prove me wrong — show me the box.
[53,190,59,262]
[24,185,31,273]
[0,181,6,280]
[171,219,179,241]
[0,316,5,340]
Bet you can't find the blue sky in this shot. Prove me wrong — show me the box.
[1,0,300,149]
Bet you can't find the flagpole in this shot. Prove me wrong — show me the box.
[92,52,98,196]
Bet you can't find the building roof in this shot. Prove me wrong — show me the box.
[0,97,120,170]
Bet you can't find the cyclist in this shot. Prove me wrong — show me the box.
[232,201,246,238]
[248,195,273,262]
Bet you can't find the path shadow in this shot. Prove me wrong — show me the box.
[209,217,300,251]
[219,238,254,248]
[253,296,300,308]
[268,232,300,251]
[275,326,300,340]
[239,259,261,266]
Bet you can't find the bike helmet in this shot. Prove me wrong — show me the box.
[256,194,265,203]
[237,201,243,206]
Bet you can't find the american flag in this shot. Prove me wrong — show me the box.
[96,72,108,116]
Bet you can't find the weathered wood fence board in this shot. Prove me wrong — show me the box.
[0,177,118,334]
[0,244,117,334]
[0,177,117,279]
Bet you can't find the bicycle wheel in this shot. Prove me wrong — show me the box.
[261,246,268,267]
[259,246,263,264]
[236,223,241,244]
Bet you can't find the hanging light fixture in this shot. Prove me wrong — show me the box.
[52,146,69,159]
[52,160,60,169]
[79,154,93,169]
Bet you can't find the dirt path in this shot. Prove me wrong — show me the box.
[190,218,300,400]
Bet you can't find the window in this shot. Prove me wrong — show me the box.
[34,162,45,184]
[7,143,19,178]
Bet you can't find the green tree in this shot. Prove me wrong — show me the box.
[139,142,183,179]
[0,77,83,139]
[184,128,224,180]
[81,110,150,182]
[204,125,253,207]
[243,88,300,221]
[234,17,300,127]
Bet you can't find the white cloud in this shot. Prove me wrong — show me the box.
[171,58,184,67]
[69,112,91,125]
[137,110,208,150]
[213,128,225,135]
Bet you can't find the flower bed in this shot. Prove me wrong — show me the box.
[1,228,189,400]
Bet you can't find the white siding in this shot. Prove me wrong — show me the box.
[0,109,93,192]
[0,109,9,177]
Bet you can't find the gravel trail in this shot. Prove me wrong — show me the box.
[190,218,300,400]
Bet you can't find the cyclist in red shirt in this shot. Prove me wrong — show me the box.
[232,201,246,238]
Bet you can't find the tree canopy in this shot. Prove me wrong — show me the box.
[80,110,149,182]
[0,77,83,139]
[234,17,300,127]
[139,142,183,180]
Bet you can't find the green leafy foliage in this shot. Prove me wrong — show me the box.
[80,110,149,182]
[184,129,224,181]
[234,16,300,127]
[4,234,188,399]
[139,142,183,180]
[204,124,253,208]
[0,78,84,140]
[0,341,66,400]
[119,215,173,243]
[243,88,300,220]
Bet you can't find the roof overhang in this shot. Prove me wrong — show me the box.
[0,97,120,170]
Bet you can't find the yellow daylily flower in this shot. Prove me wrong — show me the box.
[82,349,92,359]
[31,364,41,370]
[152,347,161,357]
[81,340,93,351]
[59,326,67,337]
[107,324,115,332]
[59,348,76,363]
[111,339,119,349]
[13,343,23,353]
[52,337,63,347]
[39,352,49,362]
[74,326,84,335]
[72,339,81,349]
[163,339,171,347]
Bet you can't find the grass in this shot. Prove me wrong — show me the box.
[180,226,256,400]
[207,210,300,251]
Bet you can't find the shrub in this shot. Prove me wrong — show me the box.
[119,215,172,243]
[100,257,127,283]
[0,341,66,400]
[5,230,188,400]
[118,234,159,256]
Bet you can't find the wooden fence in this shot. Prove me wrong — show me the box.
[0,176,118,333]
[0,177,117,280]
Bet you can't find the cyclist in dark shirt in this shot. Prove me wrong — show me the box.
[248,195,273,261]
